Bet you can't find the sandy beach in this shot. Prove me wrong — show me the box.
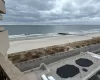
[7,33,100,54]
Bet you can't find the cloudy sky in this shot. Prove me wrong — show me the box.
[2,0,100,23]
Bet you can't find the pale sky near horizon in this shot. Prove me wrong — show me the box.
[2,0,100,23]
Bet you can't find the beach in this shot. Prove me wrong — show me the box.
[7,33,100,54]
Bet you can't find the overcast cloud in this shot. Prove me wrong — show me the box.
[2,0,100,23]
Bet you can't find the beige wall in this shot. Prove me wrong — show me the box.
[0,0,6,13]
[0,27,9,56]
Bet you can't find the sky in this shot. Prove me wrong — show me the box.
[1,0,100,24]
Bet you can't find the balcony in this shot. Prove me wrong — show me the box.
[0,0,6,14]
[0,53,28,80]
[0,65,10,80]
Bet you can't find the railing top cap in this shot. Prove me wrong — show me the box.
[0,53,29,80]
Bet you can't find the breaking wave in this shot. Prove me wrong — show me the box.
[9,29,100,39]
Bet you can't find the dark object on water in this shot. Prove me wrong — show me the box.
[56,64,80,78]
[82,68,88,72]
[58,33,70,35]
[75,58,93,67]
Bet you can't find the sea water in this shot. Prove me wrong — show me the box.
[2,25,100,39]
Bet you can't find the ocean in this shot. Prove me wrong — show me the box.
[2,25,100,39]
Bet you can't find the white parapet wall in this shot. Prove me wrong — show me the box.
[0,27,9,56]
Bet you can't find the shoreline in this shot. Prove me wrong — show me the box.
[7,32,100,54]
[9,32,72,42]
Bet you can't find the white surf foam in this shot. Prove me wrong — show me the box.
[9,29,100,39]
[9,33,60,39]
[82,29,100,34]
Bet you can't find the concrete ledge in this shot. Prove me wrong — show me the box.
[0,53,28,80]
